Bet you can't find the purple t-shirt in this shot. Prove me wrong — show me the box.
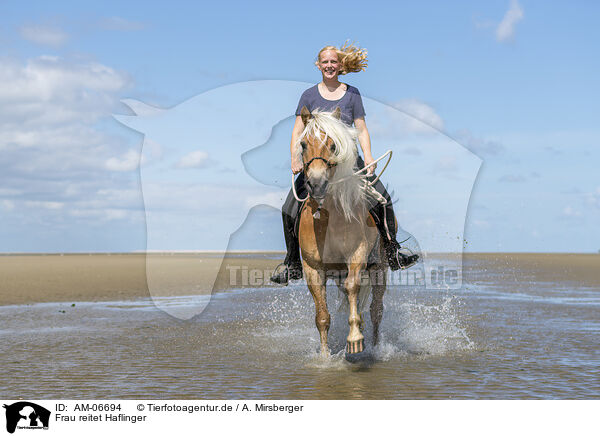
[295,84,366,126]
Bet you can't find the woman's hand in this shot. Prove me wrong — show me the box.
[364,153,377,176]
[291,156,303,174]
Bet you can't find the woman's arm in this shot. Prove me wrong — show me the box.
[290,115,304,174]
[354,117,376,175]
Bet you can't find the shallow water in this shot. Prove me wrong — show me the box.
[1,259,599,399]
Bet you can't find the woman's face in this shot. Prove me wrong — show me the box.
[318,49,341,80]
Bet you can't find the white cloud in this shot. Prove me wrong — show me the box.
[0,56,131,128]
[0,188,21,196]
[392,99,445,132]
[453,129,505,156]
[95,188,141,205]
[175,150,209,169]
[19,25,69,47]
[561,205,582,219]
[25,201,64,210]
[245,190,288,209]
[434,155,458,173]
[0,55,131,177]
[586,187,600,208]
[0,55,140,232]
[68,207,139,222]
[496,0,524,42]
[106,150,140,172]
[1,200,15,211]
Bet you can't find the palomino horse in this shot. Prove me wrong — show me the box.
[296,107,388,355]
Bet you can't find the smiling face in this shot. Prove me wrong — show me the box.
[317,49,341,81]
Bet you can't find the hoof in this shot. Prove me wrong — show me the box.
[346,338,364,354]
[319,347,330,357]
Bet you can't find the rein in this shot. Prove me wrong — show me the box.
[291,150,394,218]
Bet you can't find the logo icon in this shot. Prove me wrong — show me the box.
[3,402,50,434]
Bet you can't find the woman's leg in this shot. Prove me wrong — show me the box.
[356,156,419,270]
[271,173,305,284]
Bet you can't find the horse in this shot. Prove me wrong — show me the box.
[295,106,389,355]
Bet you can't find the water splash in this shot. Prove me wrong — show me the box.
[372,296,475,359]
[250,284,475,363]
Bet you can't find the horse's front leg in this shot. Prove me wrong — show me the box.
[303,261,330,356]
[345,262,365,354]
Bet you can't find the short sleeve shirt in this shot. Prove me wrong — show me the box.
[295,84,366,126]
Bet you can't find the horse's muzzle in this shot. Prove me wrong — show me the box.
[305,178,329,200]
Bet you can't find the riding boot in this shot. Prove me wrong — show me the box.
[369,201,419,271]
[282,211,302,270]
[270,211,303,285]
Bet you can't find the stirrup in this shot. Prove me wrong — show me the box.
[385,242,420,271]
[399,252,419,270]
[270,263,302,285]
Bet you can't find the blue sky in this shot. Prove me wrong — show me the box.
[0,0,598,253]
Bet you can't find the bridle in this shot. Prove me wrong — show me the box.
[297,144,338,219]
[303,155,337,172]
[291,148,394,220]
[292,133,394,219]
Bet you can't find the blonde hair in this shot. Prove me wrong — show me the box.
[315,41,368,75]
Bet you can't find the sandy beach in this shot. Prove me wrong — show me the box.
[0,252,598,306]
[463,253,600,288]
[0,253,284,306]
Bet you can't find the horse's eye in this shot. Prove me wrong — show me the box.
[330,143,337,153]
[300,141,307,150]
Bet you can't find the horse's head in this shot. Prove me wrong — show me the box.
[298,107,357,201]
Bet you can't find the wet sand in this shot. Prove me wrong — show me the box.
[0,253,598,306]
[0,252,284,306]
[463,253,600,288]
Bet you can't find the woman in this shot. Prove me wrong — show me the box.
[271,42,419,285]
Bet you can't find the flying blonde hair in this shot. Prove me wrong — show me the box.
[315,41,368,75]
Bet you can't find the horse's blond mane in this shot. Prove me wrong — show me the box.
[296,110,368,221]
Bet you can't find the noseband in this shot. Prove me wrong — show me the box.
[303,156,337,171]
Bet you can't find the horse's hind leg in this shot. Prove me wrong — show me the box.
[370,242,388,346]
[369,265,386,346]
[304,262,330,356]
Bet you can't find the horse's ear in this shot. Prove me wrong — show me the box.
[300,106,312,126]
[332,107,341,120]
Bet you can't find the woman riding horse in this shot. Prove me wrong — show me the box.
[295,107,385,354]
[271,42,419,285]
